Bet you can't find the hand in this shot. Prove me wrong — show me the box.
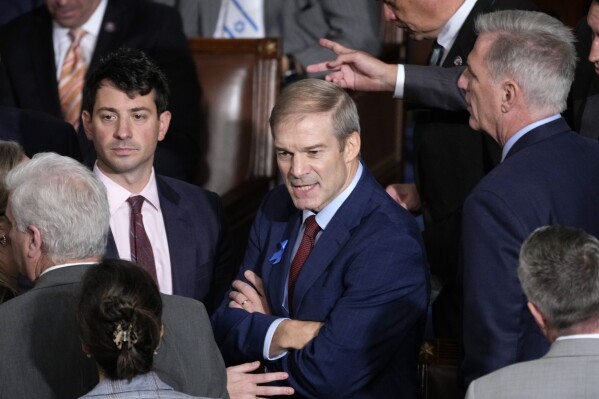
[227,361,294,399]
[270,320,324,358]
[306,38,398,92]
[386,183,422,213]
[229,270,271,315]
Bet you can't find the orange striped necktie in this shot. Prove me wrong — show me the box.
[59,28,87,130]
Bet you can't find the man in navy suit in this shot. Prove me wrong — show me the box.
[456,10,599,389]
[211,78,429,398]
[0,0,202,182]
[81,48,233,313]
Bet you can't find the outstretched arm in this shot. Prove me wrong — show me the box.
[306,39,397,92]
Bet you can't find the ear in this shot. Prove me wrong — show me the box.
[343,132,361,162]
[82,110,94,141]
[527,301,554,342]
[160,324,164,339]
[501,80,518,113]
[27,225,44,260]
[157,111,171,142]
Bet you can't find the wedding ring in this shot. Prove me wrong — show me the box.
[241,299,249,306]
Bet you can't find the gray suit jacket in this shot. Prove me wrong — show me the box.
[152,0,381,69]
[0,264,228,399]
[465,338,599,399]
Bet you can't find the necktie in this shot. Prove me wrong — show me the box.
[127,196,158,283]
[288,215,320,307]
[429,40,444,66]
[214,0,265,38]
[59,28,87,129]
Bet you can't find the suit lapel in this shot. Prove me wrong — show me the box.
[156,176,196,298]
[28,8,61,116]
[105,230,119,259]
[291,169,375,314]
[89,0,124,73]
[265,211,302,317]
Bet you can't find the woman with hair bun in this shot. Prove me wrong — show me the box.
[77,258,213,398]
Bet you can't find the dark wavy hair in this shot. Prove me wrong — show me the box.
[77,259,163,381]
[82,47,170,116]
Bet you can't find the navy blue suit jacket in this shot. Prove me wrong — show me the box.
[105,175,235,313]
[211,167,429,398]
[461,117,599,386]
[0,106,81,160]
[0,0,203,182]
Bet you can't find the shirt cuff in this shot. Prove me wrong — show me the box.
[263,317,290,360]
[393,64,405,98]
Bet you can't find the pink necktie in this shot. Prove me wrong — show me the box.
[127,196,158,283]
[288,215,320,307]
[59,28,87,129]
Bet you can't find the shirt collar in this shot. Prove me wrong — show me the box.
[52,0,107,38]
[40,261,97,277]
[436,0,477,60]
[557,333,599,341]
[93,163,161,215]
[302,162,363,230]
[501,114,561,161]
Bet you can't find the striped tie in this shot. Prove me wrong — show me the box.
[59,28,87,129]
[127,196,158,283]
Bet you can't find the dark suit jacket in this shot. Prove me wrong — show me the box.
[105,175,235,313]
[211,167,429,399]
[0,264,228,399]
[0,105,81,160]
[0,0,203,182]
[465,338,599,399]
[461,117,599,387]
[403,0,537,288]
[566,15,599,139]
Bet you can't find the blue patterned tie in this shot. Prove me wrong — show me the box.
[127,196,157,283]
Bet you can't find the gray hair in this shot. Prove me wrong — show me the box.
[518,225,599,333]
[475,10,577,114]
[5,153,109,264]
[269,78,360,149]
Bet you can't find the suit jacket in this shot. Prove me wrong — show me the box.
[403,0,537,289]
[0,264,228,399]
[105,175,235,314]
[211,167,429,399]
[465,338,599,399]
[0,105,81,160]
[152,0,381,71]
[461,117,599,387]
[0,0,203,182]
[566,15,599,139]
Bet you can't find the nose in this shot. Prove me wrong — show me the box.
[589,38,599,67]
[114,119,132,140]
[382,4,396,21]
[289,154,309,178]
[457,69,469,91]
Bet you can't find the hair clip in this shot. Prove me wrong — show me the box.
[113,323,138,350]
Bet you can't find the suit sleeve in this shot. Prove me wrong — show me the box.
[211,201,285,364]
[280,226,428,398]
[403,65,468,111]
[289,0,382,73]
[460,188,529,386]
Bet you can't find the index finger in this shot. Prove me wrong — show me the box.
[319,38,352,55]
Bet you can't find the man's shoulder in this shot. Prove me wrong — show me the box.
[156,175,220,204]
